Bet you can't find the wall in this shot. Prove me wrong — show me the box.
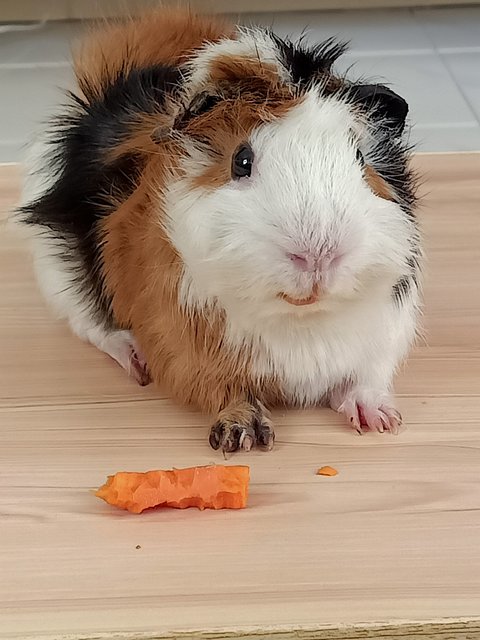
[1,0,479,21]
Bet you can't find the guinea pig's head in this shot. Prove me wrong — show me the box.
[162,30,418,318]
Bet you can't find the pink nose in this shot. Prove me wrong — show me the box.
[288,251,332,273]
[288,252,312,271]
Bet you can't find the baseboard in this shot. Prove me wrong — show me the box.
[1,0,479,21]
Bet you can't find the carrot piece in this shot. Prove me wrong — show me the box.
[95,465,249,513]
[316,466,338,476]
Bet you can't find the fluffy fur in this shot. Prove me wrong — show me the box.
[18,8,421,452]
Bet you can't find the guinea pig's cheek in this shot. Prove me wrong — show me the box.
[328,270,356,298]
[167,194,218,271]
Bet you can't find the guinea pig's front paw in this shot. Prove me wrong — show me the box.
[331,388,403,435]
[209,401,275,454]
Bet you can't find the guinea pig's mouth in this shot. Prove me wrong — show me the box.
[278,283,321,306]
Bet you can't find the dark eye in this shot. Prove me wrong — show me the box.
[232,143,254,179]
[356,148,365,166]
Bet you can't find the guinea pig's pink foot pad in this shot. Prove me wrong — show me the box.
[128,347,151,387]
[332,390,403,435]
[357,404,403,434]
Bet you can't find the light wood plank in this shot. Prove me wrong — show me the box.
[1,154,480,640]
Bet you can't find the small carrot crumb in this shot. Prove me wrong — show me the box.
[316,466,338,476]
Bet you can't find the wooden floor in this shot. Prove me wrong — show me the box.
[1,154,480,640]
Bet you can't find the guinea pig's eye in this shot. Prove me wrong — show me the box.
[356,148,365,166]
[232,143,254,179]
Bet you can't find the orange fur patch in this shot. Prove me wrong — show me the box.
[101,148,284,415]
[208,54,282,88]
[74,8,233,100]
[364,164,395,201]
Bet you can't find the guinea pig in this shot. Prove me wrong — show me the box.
[18,8,422,453]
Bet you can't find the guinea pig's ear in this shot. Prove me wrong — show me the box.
[172,91,222,132]
[150,92,221,143]
[351,83,408,133]
[151,122,174,144]
[187,91,222,117]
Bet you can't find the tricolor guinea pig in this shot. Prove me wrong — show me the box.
[19,8,422,453]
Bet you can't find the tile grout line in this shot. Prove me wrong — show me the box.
[4,49,480,69]
[0,61,72,70]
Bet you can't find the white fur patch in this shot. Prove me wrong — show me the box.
[184,27,289,99]
[244,292,418,405]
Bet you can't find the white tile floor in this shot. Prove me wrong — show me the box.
[0,6,479,162]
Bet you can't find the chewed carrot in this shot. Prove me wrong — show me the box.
[316,466,338,476]
[95,465,249,513]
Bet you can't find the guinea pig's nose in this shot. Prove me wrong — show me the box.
[288,252,315,271]
[288,251,332,273]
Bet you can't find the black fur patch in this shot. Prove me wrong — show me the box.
[349,83,409,132]
[19,64,181,327]
[392,276,411,304]
[393,253,421,305]
[272,34,348,85]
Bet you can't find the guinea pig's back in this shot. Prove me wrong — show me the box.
[74,8,233,96]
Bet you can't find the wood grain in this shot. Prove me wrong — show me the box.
[1,154,480,640]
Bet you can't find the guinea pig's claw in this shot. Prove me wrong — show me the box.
[355,403,404,434]
[209,406,275,454]
[239,431,255,452]
[256,422,275,451]
[335,391,404,435]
